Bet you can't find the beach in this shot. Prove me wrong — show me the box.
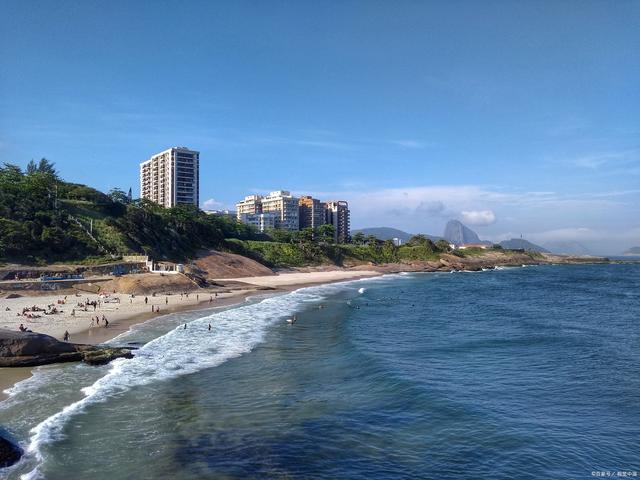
[0,269,380,398]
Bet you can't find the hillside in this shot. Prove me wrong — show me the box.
[192,250,274,278]
[352,227,442,242]
[0,160,258,263]
[499,238,549,253]
[543,241,592,255]
[351,227,413,242]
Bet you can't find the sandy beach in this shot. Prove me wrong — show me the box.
[0,269,381,398]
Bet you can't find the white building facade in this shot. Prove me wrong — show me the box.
[140,147,199,208]
[239,212,277,233]
[260,191,300,230]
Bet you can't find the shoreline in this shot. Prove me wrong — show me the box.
[0,269,381,399]
[0,257,617,399]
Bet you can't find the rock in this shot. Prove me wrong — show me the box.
[0,429,22,468]
[0,330,134,368]
[82,348,134,366]
[443,220,482,245]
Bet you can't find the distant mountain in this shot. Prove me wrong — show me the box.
[351,227,442,242]
[351,227,413,242]
[443,220,482,245]
[543,241,592,255]
[623,246,640,256]
[499,238,549,253]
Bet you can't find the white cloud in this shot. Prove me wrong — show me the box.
[461,210,496,226]
[201,198,224,210]
[391,140,431,149]
[571,149,639,171]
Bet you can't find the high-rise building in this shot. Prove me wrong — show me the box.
[261,191,300,230]
[239,212,277,233]
[140,147,199,208]
[298,196,326,230]
[324,200,350,243]
[235,195,263,219]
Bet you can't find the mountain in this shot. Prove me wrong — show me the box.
[443,220,482,245]
[351,227,443,242]
[499,238,549,253]
[623,246,640,256]
[543,241,592,255]
[351,227,413,242]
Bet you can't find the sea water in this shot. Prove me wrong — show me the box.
[1,264,639,479]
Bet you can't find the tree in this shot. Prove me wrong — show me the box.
[298,227,315,243]
[365,234,378,246]
[109,188,129,204]
[407,234,428,246]
[127,187,133,202]
[435,239,452,252]
[315,224,336,243]
[352,232,365,245]
[36,158,58,177]
[26,160,38,175]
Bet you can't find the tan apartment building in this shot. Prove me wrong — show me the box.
[298,196,326,230]
[140,147,199,208]
[325,200,350,243]
[261,191,300,230]
[235,195,263,218]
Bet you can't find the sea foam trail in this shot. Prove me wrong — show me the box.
[18,278,395,480]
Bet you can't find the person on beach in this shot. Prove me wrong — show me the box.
[145,296,148,304]
[166,297,168,305]
[18,324,26,332]
[63,330,70,341]
[208,323,212,331]
[104,317,109,328]
[184,323,187,329]
[209,296,212,304]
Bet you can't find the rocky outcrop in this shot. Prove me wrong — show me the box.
[499,238,549,253]
[0,429,22,468]
[443,220,482,245]
[0,330,134,367]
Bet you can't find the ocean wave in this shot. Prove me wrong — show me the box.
[18,279,375,479]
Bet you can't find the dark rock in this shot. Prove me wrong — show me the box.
[83,348,134,366]
[0,330,134,367]
[0,429,23,468]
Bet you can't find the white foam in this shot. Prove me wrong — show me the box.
[18,282,365,479]
[358,287,366,294]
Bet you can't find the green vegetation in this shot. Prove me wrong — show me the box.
[228,233,453,268]
[0,160,258,263]
[1,159,528,269]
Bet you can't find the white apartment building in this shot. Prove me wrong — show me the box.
[261,191,300,230]
[239,212,277,233]
[235,195,263,218]
[140,147,199,208]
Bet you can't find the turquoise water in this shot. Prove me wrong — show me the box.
[1,264,639,479]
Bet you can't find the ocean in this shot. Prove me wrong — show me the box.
[1,264,639,480]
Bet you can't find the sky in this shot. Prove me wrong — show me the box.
[1,0,639,254]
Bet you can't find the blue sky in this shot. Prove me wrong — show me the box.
[1,0,639,254]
